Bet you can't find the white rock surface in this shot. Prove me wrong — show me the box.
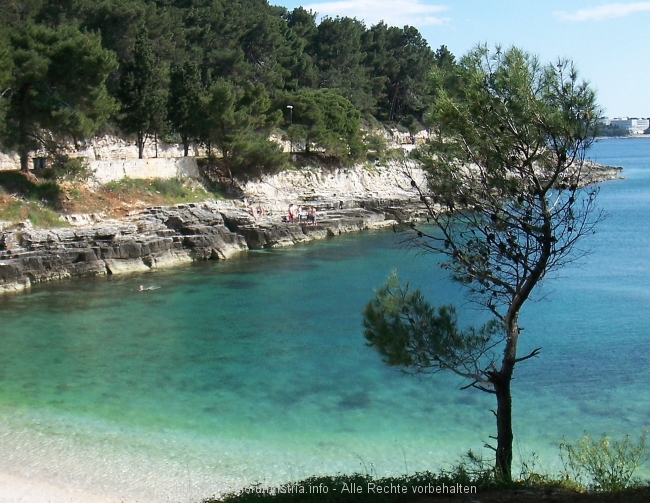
[243,162,427,212]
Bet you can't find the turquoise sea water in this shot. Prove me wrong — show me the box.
[1,138,650,501]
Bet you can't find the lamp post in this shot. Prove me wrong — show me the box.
[287,104,293,155]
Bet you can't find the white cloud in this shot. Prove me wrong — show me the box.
[555,2,650,21]
[303,0,449,27]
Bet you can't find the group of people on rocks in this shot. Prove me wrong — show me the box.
[244,200,318,225]
[246,203,265,219]
[287,203,316,225]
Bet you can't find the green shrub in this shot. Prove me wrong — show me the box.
[364,132,387,163]
[225,136,288,182]
[103,177,147,193]
[149,178,189,198]
[52,156,92,182]
[452,449,496,486]
[560,431,648,491]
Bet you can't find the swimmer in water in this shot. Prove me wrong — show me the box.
[140,285,161,291]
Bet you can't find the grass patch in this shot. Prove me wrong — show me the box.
[212,472,480,503]
[209,469,585,503]
[0,171,60,205]
[0,171,67,227]
[0,171,223,226]
[0,199,67,227]
[150,178,193,199]
[102,177,221,204]
[103,177,151,193]
[209,444,650,503]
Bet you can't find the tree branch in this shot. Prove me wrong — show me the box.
[460,380,496,394]
[514,347,541,363]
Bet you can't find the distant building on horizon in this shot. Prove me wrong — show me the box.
[600,117,649,134]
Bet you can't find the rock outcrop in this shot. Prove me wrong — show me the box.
[243,163,428,213]
[0,160,623,295]
[0,200,402,294]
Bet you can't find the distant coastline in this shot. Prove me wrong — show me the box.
[595,134,650,140]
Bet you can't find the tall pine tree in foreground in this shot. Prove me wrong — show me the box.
[364,45,602,481]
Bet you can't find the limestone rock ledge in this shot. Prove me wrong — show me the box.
[0,159,622,294]
[0,200,400,294]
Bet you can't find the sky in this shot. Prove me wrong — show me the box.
[272,0,650,118]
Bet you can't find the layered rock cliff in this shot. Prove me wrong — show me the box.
[0,200,401,294]
[0,160,623,295]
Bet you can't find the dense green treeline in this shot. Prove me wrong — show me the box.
[0,0,456,175]
[595,124,630,137]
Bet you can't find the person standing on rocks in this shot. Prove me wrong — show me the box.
[307,206,316,225]
[288,204,295,223]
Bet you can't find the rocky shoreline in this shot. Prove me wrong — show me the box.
[0,161,623,295]
[0,199,421,294]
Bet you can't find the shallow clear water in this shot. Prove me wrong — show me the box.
[1,138,649,500]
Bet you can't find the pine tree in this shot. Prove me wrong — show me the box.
[1,22,117,171]
[117,30,168,159]
[168,59,203,156]
[365,46,603,481]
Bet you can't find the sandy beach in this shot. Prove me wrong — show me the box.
[0,471,133,503]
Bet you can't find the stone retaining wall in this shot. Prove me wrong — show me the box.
[88,157,199,184]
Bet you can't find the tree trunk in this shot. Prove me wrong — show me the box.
[18,85,31,173]
[137,132,145,159]
[19,148,30,173]
[493,314,519,481]
[494,371,514,481]
[492,209,552,480]
[389,83,399,122]
[182,136,189,157]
